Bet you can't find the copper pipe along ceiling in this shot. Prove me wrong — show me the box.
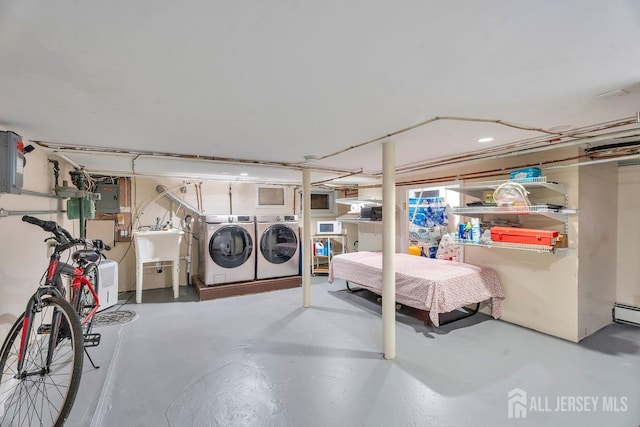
[354,151,638,190]
[34,141,369,177]
[35,113,639,184]
[384,119,640,176]
[308,115,638,163]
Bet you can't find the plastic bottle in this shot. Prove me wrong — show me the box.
[471,218,481,243]
[458,223,466,239]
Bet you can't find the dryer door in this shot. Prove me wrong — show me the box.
[209,225,253,268]
[260,224,298,265]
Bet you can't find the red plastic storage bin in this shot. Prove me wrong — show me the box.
[490,226,558,246]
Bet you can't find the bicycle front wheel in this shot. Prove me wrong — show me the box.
[0,296,84,427]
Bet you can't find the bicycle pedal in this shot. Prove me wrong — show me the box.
[84,333,101,347]
[37,324,52,334]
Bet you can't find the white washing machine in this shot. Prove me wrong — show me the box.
[255,215,300,280]
[199,215,256,285]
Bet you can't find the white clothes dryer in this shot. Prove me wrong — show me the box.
[255,215,300,280]
[199,215,255,285]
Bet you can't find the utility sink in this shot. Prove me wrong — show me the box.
[133,229,184,303]
[133,229,184,263]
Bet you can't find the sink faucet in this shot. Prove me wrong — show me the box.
[136,217,166,231]
[152,217,162,231]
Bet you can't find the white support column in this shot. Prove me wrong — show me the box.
[382,140,396,360]
[302,168,311,308]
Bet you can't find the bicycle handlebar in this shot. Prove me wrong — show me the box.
[22,215,57,232]
[22,215,111,252]
[89,239,111,252]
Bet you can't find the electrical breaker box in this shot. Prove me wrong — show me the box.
[95,183,120,213]
[0,131,24,194]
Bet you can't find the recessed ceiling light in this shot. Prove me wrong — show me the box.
[240,172,248,176]
[477,137,494,143]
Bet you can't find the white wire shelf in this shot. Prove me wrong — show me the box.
[451,205,577,222]
[455,239,566,254]
[453,205,562,214]
[339,218,383,224]
[335,197,383,206]
[447,177,566,199]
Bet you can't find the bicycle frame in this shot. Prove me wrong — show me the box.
[15,238,97,373]
[70,265,100,325]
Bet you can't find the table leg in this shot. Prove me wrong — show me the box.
[136,262,143,304]
[172,260,179,299]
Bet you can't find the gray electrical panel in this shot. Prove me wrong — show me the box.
[0,131,24,194]
[95,183,120,213]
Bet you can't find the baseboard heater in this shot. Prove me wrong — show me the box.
[613,303,640,327]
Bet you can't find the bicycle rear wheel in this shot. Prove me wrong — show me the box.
[78,263,99,335]
[0,296,84,427]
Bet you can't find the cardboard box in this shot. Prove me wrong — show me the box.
[555,233,568,248]
[490,226,558,246]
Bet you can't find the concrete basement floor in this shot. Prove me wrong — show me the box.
[68,278,640,427]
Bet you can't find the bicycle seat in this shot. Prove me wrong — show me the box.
[72,250,100,263]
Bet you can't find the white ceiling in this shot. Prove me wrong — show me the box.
[1,1,640,185]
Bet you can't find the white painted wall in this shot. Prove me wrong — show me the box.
[616,164,640,307]
[355,187,384,251]
[577,162,618,340]
[466,245,580,341]
[0,150,78,344]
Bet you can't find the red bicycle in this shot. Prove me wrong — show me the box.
[0,216,110,426]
